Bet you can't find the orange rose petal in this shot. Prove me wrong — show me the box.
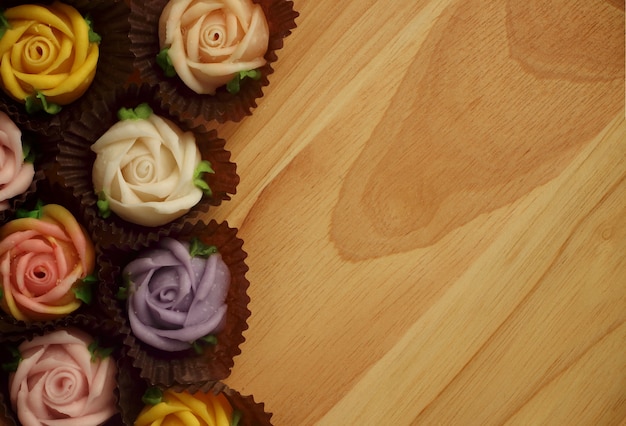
[42,46,98,105]
[0,254,28,321]
[0,51,30,100]
[4,5,73,37]
[0,21,34,59]
[13,71,70,90]
[40,204,95,274]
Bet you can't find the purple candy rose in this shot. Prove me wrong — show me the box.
[123,237,230,352]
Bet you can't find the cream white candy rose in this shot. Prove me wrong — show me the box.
[91,108,204,227]
[159,0,270,94]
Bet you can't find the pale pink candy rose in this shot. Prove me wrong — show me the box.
[9,328,118,426]
[159,0,270,94]
[0,111,35,211]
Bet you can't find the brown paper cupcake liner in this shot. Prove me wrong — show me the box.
[0,391,18,426]
[0,314,125,426]
[102,220,250,392]
[0,168,45,226]
[0,0,134,134]
[56,83,239,251]
[130,0,299,127]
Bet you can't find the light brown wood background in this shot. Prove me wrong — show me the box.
[207,0,626,424]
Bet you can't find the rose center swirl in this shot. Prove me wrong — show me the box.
[202,25,226,48]
[22,36,57,73]
[21,254,59,297]
[43,367,87,405]
[122,156,157,184]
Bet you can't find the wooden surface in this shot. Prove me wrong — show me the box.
[208,0,626,424]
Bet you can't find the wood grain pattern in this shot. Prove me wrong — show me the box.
[206,0,625,424]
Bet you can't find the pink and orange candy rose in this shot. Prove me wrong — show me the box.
[0,203,95,321]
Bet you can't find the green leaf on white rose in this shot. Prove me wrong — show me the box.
[156,48,177,78]
[97,191,111,219]
[231,410,242,426]
[1,346,21,373]
[16,199,44,219]
[73,274,97,304]
[226,69,262,94]
[117,103,153,121]
[25,91,62,115]
[0,10,10,40]
[88,338,114,361]
[191,334,218,355]
[189,237,218,258]
[142,387,164,405]
[193,160,214,196]
[84,15,101,44]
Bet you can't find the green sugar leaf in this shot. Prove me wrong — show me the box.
[191,334,218,354]
[1,346,21,373]
[117,103,153,121]
[226,69,262,94]
[226,76,241,94]
[231,410,242,426]
[193,160,214,197]
[142,387,163,405]
[25,92,62,115]
[88,339,114,361]
[134,103,153,119]
[0,287,3,299]
[156,48,176,78]
[240,69,262,80]
[0,10,10,40]
[189,237,218,258]
[22,136,36,163]
[116,107,134,121]
[16,199,44,219]
[73,274,97,304]
[97,191,111,218]
[85,15,101,43]
[24,95,42,115]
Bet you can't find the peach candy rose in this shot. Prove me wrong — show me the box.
[159,0,269,94]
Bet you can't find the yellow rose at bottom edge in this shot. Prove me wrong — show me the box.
[135,390,234,426]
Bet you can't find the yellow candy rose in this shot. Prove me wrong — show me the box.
[0,2,100,111]
[135,390,236,426]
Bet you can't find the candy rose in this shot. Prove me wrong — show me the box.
[0,2,100,113]
[123,237,230,352]
[8,328,118,426]
[0,203,95,322]
[134,389,237,426]
[0,111,34,211]
[91,103,210,227]
[158,0,270,95]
